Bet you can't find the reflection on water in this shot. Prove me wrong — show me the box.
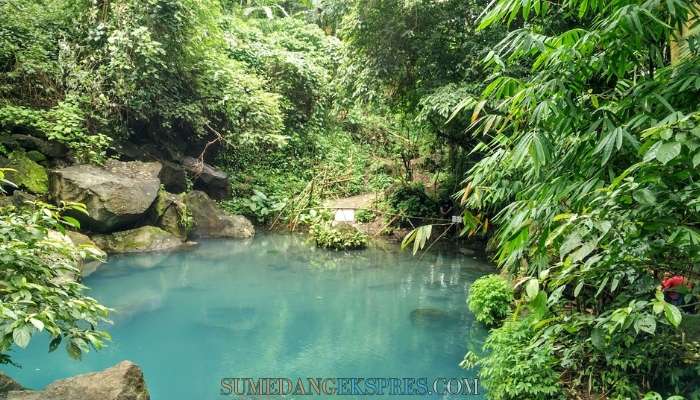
[1,233,493,399]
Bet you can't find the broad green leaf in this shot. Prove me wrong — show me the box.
[530,291,548,319]
[66,340,83,360]
[526,279,539,299]
[635,314,656,335]
[560,232,582,259]
[570,240,596,263]
[633,189,656,206]
[13,326,31,349]
[664,303,682,327]
[591,328,606,351]
[29,318,44,332]
[252,190,267,200]
[655,291,664,302]
[61,216,81,228]
[656,142,681,164]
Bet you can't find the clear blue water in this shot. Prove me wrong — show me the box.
[1,233,493,399]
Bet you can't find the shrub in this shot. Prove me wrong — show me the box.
[0,174,112,365]
[467,274,513,326]
[355,208,377,223]
[309,221,368,251]
[475,316,565,400]
[386,182,437,226]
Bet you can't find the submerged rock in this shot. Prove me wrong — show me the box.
[202,306,260,332]
[409,308,449,327]
[459,247,475,256]
[92,226,184,254]
[182,156,232,200]
[0,151,48,194]
[184,191,255,238]
[7,360,149,400]
[49,160,161,232]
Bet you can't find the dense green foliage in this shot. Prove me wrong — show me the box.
[0,0,285,162]
[467,274,513,326]
[475,316,564,399]
[354,208,377,223]
[337,0,507,140]
[386,183,437,226]
[454,0,700,397]
[0,174,112,365]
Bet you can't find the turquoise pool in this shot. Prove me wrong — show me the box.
[1,233,492,398]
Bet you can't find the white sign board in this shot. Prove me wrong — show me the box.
[452,215,461,223]
[334,209,355,222]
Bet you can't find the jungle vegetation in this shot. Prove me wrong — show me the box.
[1,0,699,398]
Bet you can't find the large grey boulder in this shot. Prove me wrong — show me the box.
[185,191,255,238]
[0,371,23,399]
[49,160,162,232]
[92,226,184,254]
[7,360,149,400]
[158,161,187,194]
[182,156,232,200]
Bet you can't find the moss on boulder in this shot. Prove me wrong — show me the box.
[26,150,46,163]
[0,151,48,194]
[91,226,183,254]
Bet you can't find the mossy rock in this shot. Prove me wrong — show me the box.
[26,150,46,163]
[91,226,183,254]
[149,190,189,240]
[0,151,48,194]
[184,191,255,238]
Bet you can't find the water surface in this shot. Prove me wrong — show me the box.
[2,233,493,398]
